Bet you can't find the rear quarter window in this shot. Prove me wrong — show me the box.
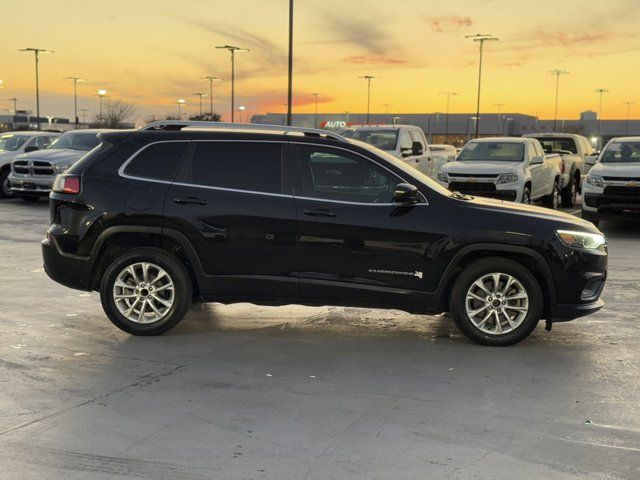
[123,142,188,181]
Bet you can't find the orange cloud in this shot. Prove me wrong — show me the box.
[423,15,473,33]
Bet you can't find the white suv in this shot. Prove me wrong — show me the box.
[582,137,640,226]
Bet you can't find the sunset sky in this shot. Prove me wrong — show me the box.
[2,0,639,124]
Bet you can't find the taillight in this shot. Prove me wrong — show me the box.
[52,175,81,194]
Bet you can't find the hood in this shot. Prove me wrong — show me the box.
[0,150,19,161]
[590,162,640,177]
[441,160,521,175]
[14,148,87,164]
[465,195,599,233]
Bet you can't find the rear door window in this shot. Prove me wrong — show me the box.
[183,142,283,194]
[124,141,188,181]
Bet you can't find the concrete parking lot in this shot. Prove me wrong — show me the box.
[0,198,639,480]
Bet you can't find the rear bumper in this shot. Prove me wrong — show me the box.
[42,237,94,291]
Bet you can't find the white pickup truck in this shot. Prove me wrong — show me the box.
[582,137,640,226]
[523,133,598,207]
[437,137,563,208]
[340,125,450,180]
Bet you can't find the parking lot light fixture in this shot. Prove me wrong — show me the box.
[192,93,208,116]
[465,34,498,138]
[623,101,634,135]
[201,76,221,117]
[439,92,458,143]
[358,75,378,124]
[215,45,249,122]
[176,98,186,119]
[19,48,54,131]
[96,89,108,125]
[548,69,569,132]
[64,76,85,128]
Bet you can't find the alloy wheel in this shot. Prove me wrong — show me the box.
[465,272,529,335]
[113,262,175,323]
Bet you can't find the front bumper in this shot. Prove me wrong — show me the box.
[42,237,95,291]
[549,298,605,322]
[8,173,54,194]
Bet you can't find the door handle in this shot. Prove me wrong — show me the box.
[303,208,337,218]
[173,197,208,206]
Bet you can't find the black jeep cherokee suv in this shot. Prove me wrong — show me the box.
[42,121,607,346]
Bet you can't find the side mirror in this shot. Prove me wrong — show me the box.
[393,183,419,204]
[530,155,544,165]
[411,141,424,156]
[24,146,39,153]
[446,155,456,162]
[585,155,597,166]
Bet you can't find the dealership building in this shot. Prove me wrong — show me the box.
[252,111,640,148]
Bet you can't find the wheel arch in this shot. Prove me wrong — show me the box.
[436,244,555,317]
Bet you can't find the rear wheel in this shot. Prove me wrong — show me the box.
[561,178,578,207]
[449,257,543,346]
[100,248,192,335]
[0,169,14,199]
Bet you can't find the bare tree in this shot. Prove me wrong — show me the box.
[189,113,221,122]
[96,100,135,128]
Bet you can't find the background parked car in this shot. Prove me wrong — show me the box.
[341,125,445,179]
[582,137,640,226]
[0,131,60,198]
[523,133,598,207]
[437,137,563,208]
[8,129,109,202]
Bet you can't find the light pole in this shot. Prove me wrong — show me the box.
[238,105,246,123]
[311,92,322,127]
[176,99,186,119]
[440,92,458,144]
[595,88,609,144]
[192,93,207,116]
[79,108,90,126]
[548,69,569,132]
[64,76,85,128]
[19,48,54,130]
[8,97,17,114]
[494,103,505,134]
[466,34,498,138]
[623,101,634,135]
[201,76,221,118]
[215,45,249,122]
[97,89,108,125]
[358,75,377,124]
[286,0,294,126]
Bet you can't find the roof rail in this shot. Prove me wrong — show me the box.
[139,120,346,141]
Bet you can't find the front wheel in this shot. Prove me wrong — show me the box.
[0,170,14,199]
[561,179,578,207]
[449,257,543,346]
[543,180,560,210]
[100,248,193,335]
[521,186,531,204]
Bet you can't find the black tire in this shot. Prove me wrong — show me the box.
[449,257,543,346]
[19,195,41,203]
[100,247,192,335]
[0,169,14,199]
[560,178,577,207]
[582,209,600,227]
[543,179,560,209]
[521,186,531,204]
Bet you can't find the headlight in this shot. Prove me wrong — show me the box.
[54,164,70,173]
[586,174,603,187]
[497,173,518,184]
[556,230,606,249]
[437,172,449,183]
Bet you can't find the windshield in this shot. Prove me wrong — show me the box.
[534,137,577,154]
[48,132,100,151]
[600,142,640,163]
[341,129,398,151]
[458,142,525,162]
[0,134,30,152]
[347,139,453,197]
